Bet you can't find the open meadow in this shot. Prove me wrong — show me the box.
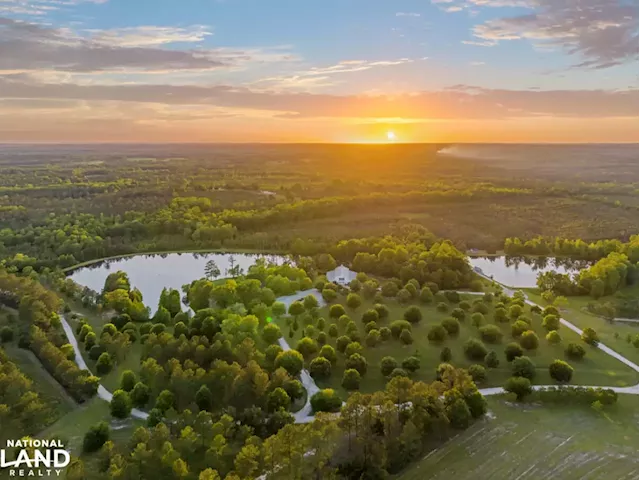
[397,395,639,480]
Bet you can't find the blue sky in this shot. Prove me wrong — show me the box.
[0,0,637,142]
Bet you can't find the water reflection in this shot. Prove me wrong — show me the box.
[468,256,591,288]
[69,252,288,309]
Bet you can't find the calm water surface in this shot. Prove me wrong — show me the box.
[468,256,590,288]
[69,252,287,308]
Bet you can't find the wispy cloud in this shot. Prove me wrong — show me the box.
[449,0,639,68]
[396,12,421,17]
[85,25,212,47]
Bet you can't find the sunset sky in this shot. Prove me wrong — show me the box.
[0,0,637,143]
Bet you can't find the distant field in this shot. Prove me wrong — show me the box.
[397,395,639,480]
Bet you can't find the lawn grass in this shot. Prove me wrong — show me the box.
[275,294,638,399]
[41,397,145,478]
[396,395,639,480]
[525,289,639,363]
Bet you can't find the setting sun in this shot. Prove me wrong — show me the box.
[386,131,397,142]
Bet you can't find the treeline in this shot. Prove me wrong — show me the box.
[537,251,637,298]
[0,269,99,402]
[504,235,639,262]
[0,348,51,438]
[92,372,485,479]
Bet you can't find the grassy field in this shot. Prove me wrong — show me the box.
[525,289,639,363]
[276,294,638,398]
[396,395,639,480]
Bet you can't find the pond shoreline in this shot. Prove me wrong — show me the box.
[62,247,288,273]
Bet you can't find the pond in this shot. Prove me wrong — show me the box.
[468,256,590,288]
[69,252,288,309]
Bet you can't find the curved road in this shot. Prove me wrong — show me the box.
[59,286,638,424]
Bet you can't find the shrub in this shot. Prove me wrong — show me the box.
[419,287,434,304]
[511,320,529,338]
[427,325,447,343]
[296,337,319,359]
[401,356,420,373]
[512,356,536,379]
[346,353,368,375]
[275,350,304,376]
[484,350,500,368]
[361,309,379,325]
[546,330,562,344]
[130,382,151,408]
[110,390,132,419]
[534,386,617,406]
[322,288,338,303]
[441,317,460,336]
[311,389,342,412]
[436,302,448,312]
[451,308,465,321]
[96,352,113,375]
[317,331,327,345]
[399,329,414,345]
[390,320,412,338]
[349,279,361,292]
[84,332,96,350]
[381,281,399,297]
[549,359,573,383]
[346,293,362,309]
[494,307,509,323]
[470,312,484,328]
[319,344,337,364]
[328,323,339,337]
[82,422,110,453]
[336,335,350,353]
[346,320,358,334]
[396,288,412,304]
[119,370,137,392]
[565,342,586,360]
[440,347,452,362]
[504,342,524,362]
[155,390,175,413]
[362,321,376,334]
[262,323,282,344]
[88,344,106,361]
[468,364,486,383]
[459,300,471,311]
[581,327,599,345]
[389,368,409,378]
[1,326,15,342]
[543,305,559,317]
[444,291,460,303]
[479,324,503,344]
[446,398,472,429]
[345,341,364,357]
[470,279,484,292]
[403,306,423,324]
[365,329,380,347]
[374,303,389,320]
[542,314,560,331]
[464,338,488,361]
[472,302,489,315]
[504,376,532,400]
[329,304,346,319]
[519,330,539,350]
[309,357,332,380]
[342,369,361,390]
[405,282,418,298]
[380,356,399,376]
[267,387,291,413]
[379,327,391,341]
[139,322,153,335]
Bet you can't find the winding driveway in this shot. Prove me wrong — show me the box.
[59,285,638,425]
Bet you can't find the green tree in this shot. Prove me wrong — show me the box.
[549,359,574,382]
[346,293,362,309]
[581,327,599,345]
[267,387,291,412]
[96,352,113,375]
[504,376,532,400]
[195,385,213,411]
[275,350,304,376]
[342,369,361,390]
[311,389,342,412]
[512,356,536,379]
[403,306,423,324]
[120,370,137,392]
[380,356,399,376]
[82,421,110,453]
[504,342,524,362]
[519,330,539,350]
[309,357,332,380]
[130,382,151,408]
[110,390,132,419]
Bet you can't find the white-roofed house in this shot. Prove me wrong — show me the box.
[326,265,357,286]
